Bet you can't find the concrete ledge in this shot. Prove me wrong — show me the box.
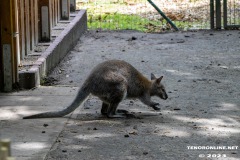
[19,10,87,89]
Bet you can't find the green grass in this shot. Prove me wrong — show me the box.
[88,13,151,31]
[79,1,226,32]
[88,13,211,32]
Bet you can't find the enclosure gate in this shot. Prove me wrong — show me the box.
[211,0,240,29]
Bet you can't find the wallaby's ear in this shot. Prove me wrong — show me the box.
[156,76,163,84]
[151,73,157,80]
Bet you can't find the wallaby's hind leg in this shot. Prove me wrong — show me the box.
[101,102,109,115]
[107,102,126,118]
[101,102,129,116]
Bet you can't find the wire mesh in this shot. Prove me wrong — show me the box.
[76,0,239,32]
[226,0,240,26]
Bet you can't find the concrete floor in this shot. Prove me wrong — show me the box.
[0,30,240,159]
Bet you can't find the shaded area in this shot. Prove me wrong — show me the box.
[0,30,239,159]
[45,30,240,159]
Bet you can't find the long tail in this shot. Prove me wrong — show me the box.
[23,87,90,119]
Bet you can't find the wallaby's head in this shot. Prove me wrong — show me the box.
[150,73,168,100]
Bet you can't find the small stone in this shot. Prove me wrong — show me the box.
[42,131,46,133]
[124,134,129,138]
[131,36,137,40]
[43,124,49,127]
[173,108,181,111]
[133,125,138,130]
[143,151,148,155]
[62,150,67,153]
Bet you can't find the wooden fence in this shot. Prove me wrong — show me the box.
[0,0,76,92]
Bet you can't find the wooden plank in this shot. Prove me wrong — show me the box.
[54,0,58,26]
[12,0,20,83]
[34,0,39,45]
[39,0,52,42]
[0,1,3,91]
[30,0,35,50]
[24,0,31,55]
[52,0,55,27]
[18,0,26,60]
[61,0,70,20]
[57,0,61,21]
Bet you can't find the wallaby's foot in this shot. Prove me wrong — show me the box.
[117,109,129,114]
[107,113,127,118]
[117,109,138,118]
[151,102,160,110]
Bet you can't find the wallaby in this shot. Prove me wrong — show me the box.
[23,60,168,119]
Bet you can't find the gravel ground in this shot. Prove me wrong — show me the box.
[44,30,240,160]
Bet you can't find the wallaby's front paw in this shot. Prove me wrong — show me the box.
[151,103,160,110]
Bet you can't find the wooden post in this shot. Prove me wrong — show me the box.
[0,147,8,160]
[39,0,52,42]
[24,0,31,55]
[57,0,61,21]
[34,0,39,46]
[18,0,25,60]
[0,1,2,91]
[0,139,11,156]
[12,0,20,84]
[70,0,76,12]
[61,0,70,20]
[54,0,58,25]
[0,139,15,160]
[210,0,215,29]
[223,0,227,29]
[0,0,19,91]
[0,1,13,91]
[215,0,221,29]
[29,0,35,50]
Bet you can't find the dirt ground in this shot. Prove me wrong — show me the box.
[44,30,240,159]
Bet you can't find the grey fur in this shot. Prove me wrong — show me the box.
[23,60,168,119]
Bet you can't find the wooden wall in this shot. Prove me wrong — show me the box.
[0,0,74,92]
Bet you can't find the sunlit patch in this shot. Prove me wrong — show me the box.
[65,145,91,150]
[0,110,19,119]
[172,115,240,137]
[218,103,239,111]
[0,106,43,120]
[75,132,114,141]
[20,97,42,101]
[165,69,193,76]
[233,66,240,69]
[154,125,191,138]
[13,142,48,150]
[172,115,196,122]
